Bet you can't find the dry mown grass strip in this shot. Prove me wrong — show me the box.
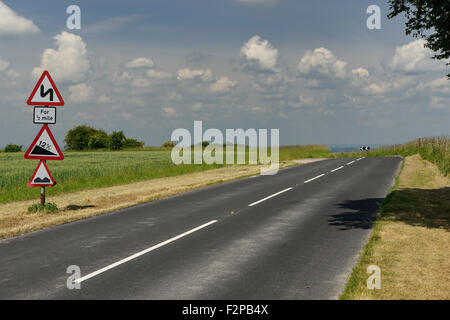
[340,154,450,300]
[0,160,313,240]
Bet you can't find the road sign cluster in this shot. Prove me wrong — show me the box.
[360,146,371,151]
[24,71,64,199]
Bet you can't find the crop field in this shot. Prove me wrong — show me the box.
[0,151,224,204]
[0,145,333,204]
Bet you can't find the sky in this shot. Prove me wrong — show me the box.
[0,0,449,148]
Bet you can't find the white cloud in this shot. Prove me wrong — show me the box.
[210,76,236,93]
[390,39,442,73]
[32,31,90,83]
[125,57,154,69]
[131,78,151,87]
[177,68,214,82]
[146,69,173,79]
[162,106,178,117]
[98,95,113,104]
[0,1,40,36]
[69,83,93,103]
[352,68,369,78]
[0,57,8,72]
[428,96,448,110]
[0,56,18,80]
[240,35,278,71]
[297,47,347,78]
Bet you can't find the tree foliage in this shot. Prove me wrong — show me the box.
[110,131,126,150]
[65,125,101,150]
[4,144,22,152]
[65,126,144,150]
[387,0,450,78]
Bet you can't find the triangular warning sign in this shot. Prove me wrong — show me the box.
[28,160,56,187]
[24,124,64,160]
[27,70,65,106]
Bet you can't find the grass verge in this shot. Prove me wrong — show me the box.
[340,154,450,300]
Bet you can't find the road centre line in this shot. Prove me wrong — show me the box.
[304,173,326,183]
[346,160,355,165]
[248,188,293,207]
[330,166,344,173]
[74,220,218,283]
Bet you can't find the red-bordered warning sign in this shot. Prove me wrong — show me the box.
[28,160,56,187]
[24,124,64,160]
[27,70,65,106]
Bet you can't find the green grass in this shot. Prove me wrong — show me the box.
[336,136,449,176]
[28,202,58,214]
[0,145,332,204]
[0,151,224,204]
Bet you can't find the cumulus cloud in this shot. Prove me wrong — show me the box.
[297,47,347,78]
[131,78,151,87]
[32,32,90,83]
[98,95,113,104]
[125,57,154,69]
[352,68,369,78]
[428,96,448,110]
[162,106,178,117]
[210,76,236,93]
[0,1,40,36]
[177,68,214,82]
[390,39,442,73]
[146,69,173,79]
[0,56,17,78]
[240,35,278,71]
[68,83,93,103]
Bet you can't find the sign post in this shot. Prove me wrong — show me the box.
[25,70,64,207]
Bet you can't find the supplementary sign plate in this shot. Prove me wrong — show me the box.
[33,106,56,124]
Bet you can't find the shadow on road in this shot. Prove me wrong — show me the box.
[328,198,384,230]
[329,187,450,231]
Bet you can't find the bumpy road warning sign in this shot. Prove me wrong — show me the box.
[28,160,56,187]
[27,70,65,106]
[24,124,64,160]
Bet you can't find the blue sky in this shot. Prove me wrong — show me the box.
[0,0,449,148]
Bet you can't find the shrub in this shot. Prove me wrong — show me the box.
[124,138,145,148]
[110,131,126,150]
[28,202,58,214]
[88,132,110,149]
[161,141,175,148]
[4,144,22,152]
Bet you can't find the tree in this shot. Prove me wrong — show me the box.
[88,131,110,149]
[110,131,126,150]
[4,144,22,152]
[161,141,175,148]
[388,0,450,78]
[65,125,102,150]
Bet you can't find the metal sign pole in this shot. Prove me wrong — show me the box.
[40,160,46,206]
[40,186,46,206]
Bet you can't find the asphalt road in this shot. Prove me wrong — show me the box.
[0,157,401,299]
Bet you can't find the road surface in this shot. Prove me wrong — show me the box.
[0,157,401,299]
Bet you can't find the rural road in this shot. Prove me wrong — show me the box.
[0,157,401,299]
